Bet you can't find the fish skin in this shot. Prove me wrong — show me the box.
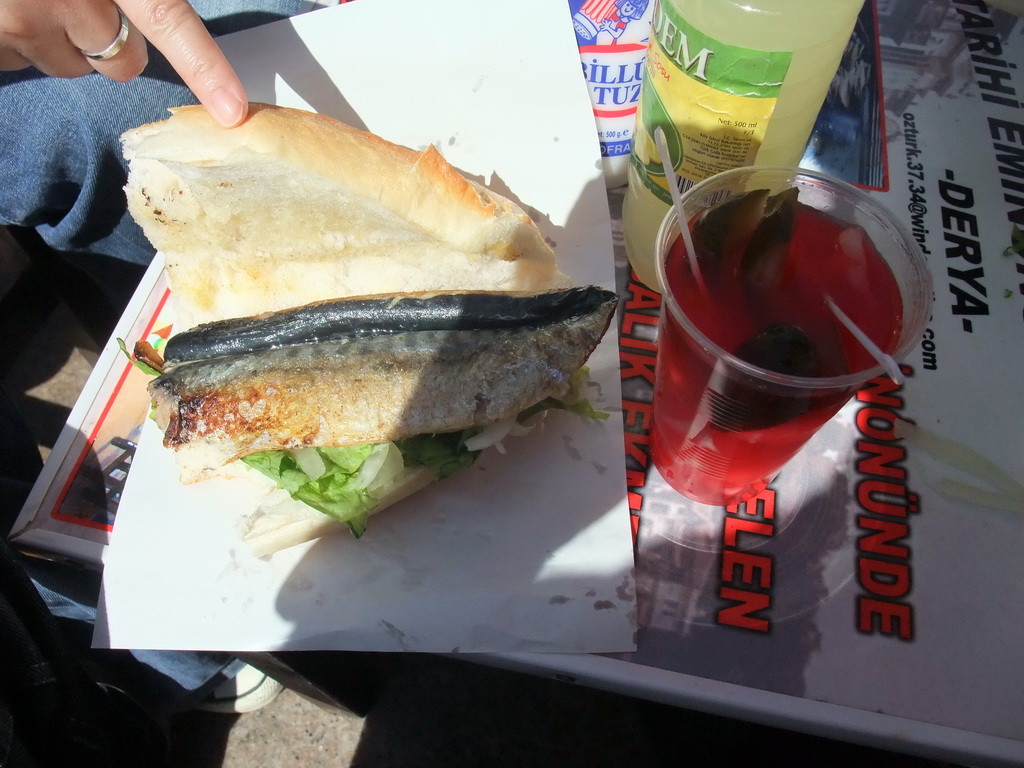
[163,287,613,365]
[149,288,617,483]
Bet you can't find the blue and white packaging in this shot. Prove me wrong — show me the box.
[569,0,653,187]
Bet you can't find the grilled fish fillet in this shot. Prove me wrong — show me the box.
[150,287,617,483]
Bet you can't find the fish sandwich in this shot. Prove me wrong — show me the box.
[121,104,618,555]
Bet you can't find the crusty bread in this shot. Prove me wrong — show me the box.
[121,103,570,329]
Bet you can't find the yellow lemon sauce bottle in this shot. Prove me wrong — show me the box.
[622,0,865,289]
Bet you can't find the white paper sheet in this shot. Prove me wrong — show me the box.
[95,0,636,653]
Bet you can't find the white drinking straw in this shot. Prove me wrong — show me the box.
[825,295,904,385]
[654,127,705,292]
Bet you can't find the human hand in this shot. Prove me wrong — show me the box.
[0,0,248,127]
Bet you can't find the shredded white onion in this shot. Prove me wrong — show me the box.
[357,443,405,492]
[896,419,1024,499]
[369,466,433,502]
[463,418,534,453]
[289,447,326,480]
[896,418,1024,513]
[243,488,335,557]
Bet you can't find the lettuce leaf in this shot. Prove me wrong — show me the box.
[241,445,379,536]
[116,338,162,376]
[240,432,483,539]
[517,367,609,422]
[240,372,608,538]
[395,432,479,479]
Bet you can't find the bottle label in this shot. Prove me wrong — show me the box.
[630,0,793,205]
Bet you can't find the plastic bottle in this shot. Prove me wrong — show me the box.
[622,0,865,288]
[569,0,655,187]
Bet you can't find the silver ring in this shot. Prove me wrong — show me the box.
[80,7,130,61]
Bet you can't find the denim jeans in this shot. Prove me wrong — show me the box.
[1,0,305,713]
[0,0,306,265]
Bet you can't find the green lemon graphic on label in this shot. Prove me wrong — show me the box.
[638,84,683,179]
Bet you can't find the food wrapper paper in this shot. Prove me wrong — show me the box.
[95,0,636,653]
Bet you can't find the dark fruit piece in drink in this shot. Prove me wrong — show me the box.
[690,188,769,264]
[734,322,820,378]
[740,187,800,290]
[712,323,820,432]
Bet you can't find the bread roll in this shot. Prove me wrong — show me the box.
[122,103,570,329]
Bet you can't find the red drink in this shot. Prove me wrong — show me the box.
[650,169,925,506]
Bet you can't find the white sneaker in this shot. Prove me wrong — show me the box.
[197,664,284,714]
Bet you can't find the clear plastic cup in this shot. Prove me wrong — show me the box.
[650,166,932,506]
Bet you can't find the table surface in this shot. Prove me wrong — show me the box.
[488,5,1024,767]
[10,2,1024,766]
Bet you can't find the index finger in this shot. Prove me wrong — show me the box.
[122,0,248,127]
